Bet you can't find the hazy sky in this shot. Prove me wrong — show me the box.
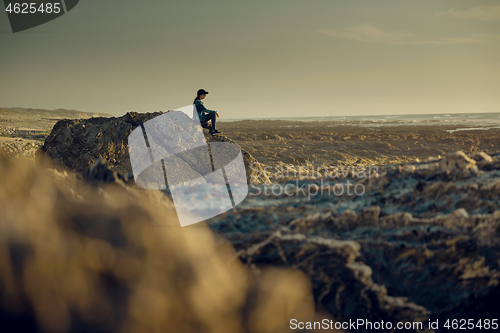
[1,0,499,118]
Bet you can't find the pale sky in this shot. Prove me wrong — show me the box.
[1,0,499,118]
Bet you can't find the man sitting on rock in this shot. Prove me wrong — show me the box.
[193,89,221,135]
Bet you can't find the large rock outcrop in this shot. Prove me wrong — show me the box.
[36,111,269,184]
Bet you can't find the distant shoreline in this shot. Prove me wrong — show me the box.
[220,112,500,128]
[0,107,112,118]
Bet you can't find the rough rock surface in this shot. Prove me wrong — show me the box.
[0,152,317,333]
[219,120,500,169]
[58,149,500,332]
[33,114,500,332]
[79,158,135,187]
[208,150,500,332]
[0,138,43,158]
[36,111,269,184]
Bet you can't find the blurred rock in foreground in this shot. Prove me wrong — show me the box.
[0,152,317,333]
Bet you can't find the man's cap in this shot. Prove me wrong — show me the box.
[197,89,209,96]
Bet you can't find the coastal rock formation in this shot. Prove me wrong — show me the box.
[230,229,430,328]
[36,111,269,184]
[79,158,135,187]
[66,150,500,331]
[209,150,500,331]
[25,113,500,332]
[0,138,43,158]
[218,120,500,170]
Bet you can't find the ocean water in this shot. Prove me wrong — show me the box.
[222,112,500,128]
